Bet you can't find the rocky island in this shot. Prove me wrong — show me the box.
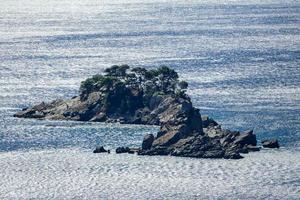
[15,65,270,159]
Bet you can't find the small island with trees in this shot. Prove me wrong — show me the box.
[14,65,279,159]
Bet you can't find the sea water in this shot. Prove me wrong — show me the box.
[0,0,299,199]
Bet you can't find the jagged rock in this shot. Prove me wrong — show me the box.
[170,136,225,158]
[262,139,280,148]
[219,130,239,146]
[93,146,108,153]
[233,130,257,146]
[142,134,154,150]
[153,129,184,147]
[146,100,205,155]
[142,125,259,159]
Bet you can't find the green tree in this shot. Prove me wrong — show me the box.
[104,65,129,77]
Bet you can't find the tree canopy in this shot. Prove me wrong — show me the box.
[80,65,188,100]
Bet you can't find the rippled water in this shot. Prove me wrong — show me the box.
[0,0,299,199]
[1,148,299,199]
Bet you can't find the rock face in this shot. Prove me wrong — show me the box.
[262,139,280,148]
[233,130,257,146]
[14,65,263,159]
[201,115,218,128]
[142,134,154,150]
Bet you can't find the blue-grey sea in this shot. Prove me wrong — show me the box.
[0,0,299,199]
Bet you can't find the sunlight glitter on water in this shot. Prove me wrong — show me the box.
[0,0,299,199]
[0,148,299,200]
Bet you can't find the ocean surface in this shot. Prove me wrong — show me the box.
[0,0,299,199]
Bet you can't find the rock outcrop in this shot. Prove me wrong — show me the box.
[14,65,263,159]
[139,123,259,159]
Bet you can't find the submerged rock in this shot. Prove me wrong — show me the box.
[262,139,280,148]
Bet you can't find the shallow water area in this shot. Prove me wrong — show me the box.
[0,0,300,199]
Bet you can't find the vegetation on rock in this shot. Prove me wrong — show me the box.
[14,65,272,159]
[80,65,186,100]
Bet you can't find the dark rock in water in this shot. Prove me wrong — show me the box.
[238,146,249,154]
[262,139,280,148]
[128,148,140,154]
[224,150,244,159]
[116,147,129,154]
[14,65,261,160]
[128,150,135,154]
[115,147,140,154]
[138,146,171,156]
[93,146,108,153]
[22,107,28,111]
[116,147,130,154]
[142,134,154,150]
